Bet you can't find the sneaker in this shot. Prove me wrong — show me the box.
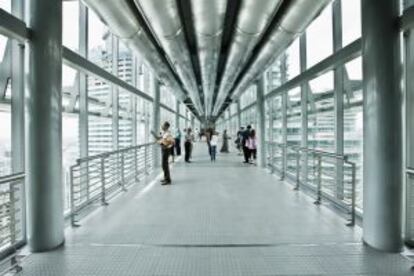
[161,181,171,185]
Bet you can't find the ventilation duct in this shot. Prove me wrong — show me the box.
[231,0,331,101]
[133,0,203,114]
[212,0,283,115]
[82,0,187,102]
[191,0,227,116]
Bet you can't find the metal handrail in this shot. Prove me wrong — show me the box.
[70,143,156,227]
[405,168,414,246]
[0,172,24,274]
[75,142,155,163]
[266,142,357,227]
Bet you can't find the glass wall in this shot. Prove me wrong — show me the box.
[227,0,364,211]
[306,3,333,68]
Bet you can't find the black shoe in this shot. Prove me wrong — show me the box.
[161,180,171,185]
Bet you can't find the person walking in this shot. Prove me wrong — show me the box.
[210,131,219,162]
[184,128,194,163]
[220,130,230,153]
[235,127,244,155]
[247,129,258,164]
[206,128,213,157]
[155,121,175,185]
[175,129,182,156]
[241,125,252,163]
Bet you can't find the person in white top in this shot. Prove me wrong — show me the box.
[210,132,219,162]
[153,122,175,185]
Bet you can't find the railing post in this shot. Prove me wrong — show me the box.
[294,149,300,190]
[100,157,108,206]
[70,166,80,227]
[9,182,21,272]
[314,155,322,205]
[120,152,127,191]
[347,162,356,227]
[280,145,285,180]
[144,146,149,175]
[134,147,139,182]
[270,143,275,174]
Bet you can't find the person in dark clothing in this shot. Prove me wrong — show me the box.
[184,128,194,163]
[175,129,182,156]
[241,125,252,163]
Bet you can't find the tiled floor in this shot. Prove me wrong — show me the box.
[17,144,413,275]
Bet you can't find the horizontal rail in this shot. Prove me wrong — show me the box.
[266,142,356,227]
[70,143,156,227]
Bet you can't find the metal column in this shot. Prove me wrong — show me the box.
[299,34,308,182]
[175,100,180,131]
[191,114,195,130]
[111,37,119,150]
[79,2,88,159]
[11,0,24,174]
[236,100,242,129]
[11,0,25,242]
[257,76,266,168]
[333,1,344,199]
[152,80,161,168]
[281,54,288,175]
[26,0,64,251]
[362,0,403,252]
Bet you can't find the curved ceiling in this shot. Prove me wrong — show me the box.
[82,0,331,121]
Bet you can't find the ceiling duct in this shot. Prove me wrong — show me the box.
[133,0,203,114]
[82,0,187,102]
[212,0,283,116]
[231,0,331,101]
[191,0,227,116]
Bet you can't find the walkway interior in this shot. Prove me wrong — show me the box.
[18,144,412,275]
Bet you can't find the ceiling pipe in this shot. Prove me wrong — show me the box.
[133,0,203,115]
[82,0,187,102]
[231,0,331,101]
[190,0,227,116]
[212,0,284,116]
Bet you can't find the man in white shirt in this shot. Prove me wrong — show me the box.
[157,122,175,185]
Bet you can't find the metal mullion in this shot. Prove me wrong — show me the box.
[300,33,308,184]
[111,36,119,151]
[333,0,345,200]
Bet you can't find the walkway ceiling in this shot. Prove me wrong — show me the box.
[82,0,331,121]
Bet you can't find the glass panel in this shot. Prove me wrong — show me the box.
[306,4,333,68]
[88,76,113,155]
[286,39,300,80]
[342,0,361,46]
[344,57,363,210]
[286,87,301,177]
[0,103,11,176]
[88,10,113,72]
[0,0,11,13]
[119,89,133,148]
[118,42,133,85]
[63,1,79,52]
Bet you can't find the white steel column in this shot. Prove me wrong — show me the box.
[362,0,403,252]
[26,0,64,251]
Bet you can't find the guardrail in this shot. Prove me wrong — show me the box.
[0,173,24,274]
[405,168,414,246]
[70,143,156,227]
[266,142,356,226]
[266,141,285,179]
